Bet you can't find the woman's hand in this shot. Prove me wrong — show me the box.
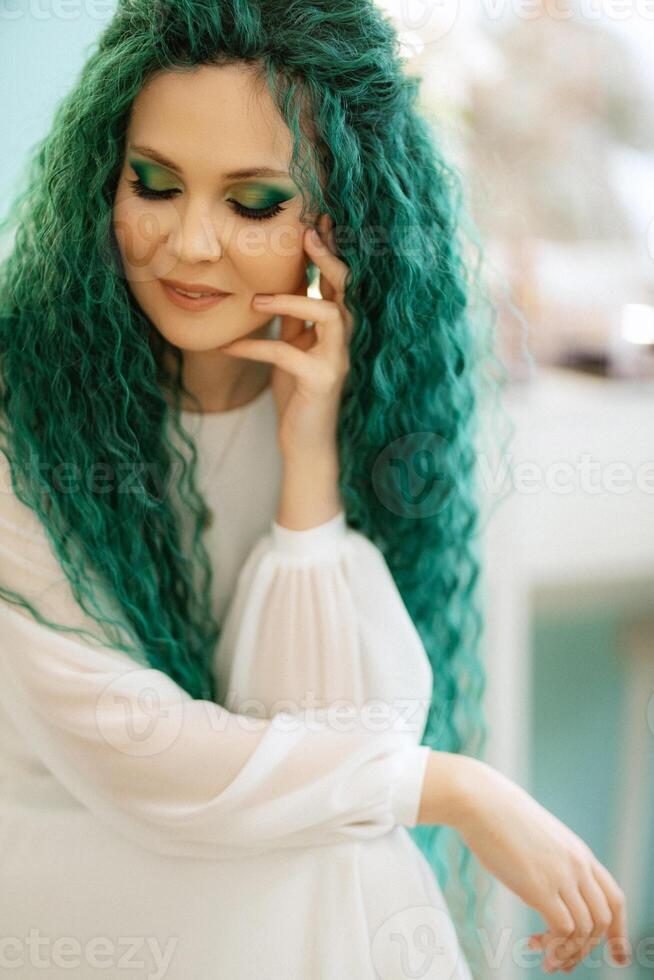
[219,213,354,462]
[454,759,630,973]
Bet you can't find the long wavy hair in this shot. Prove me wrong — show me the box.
[0,0,516,970]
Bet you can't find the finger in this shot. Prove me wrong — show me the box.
[311,217,333,305]
[304,223,350,300]
[536,932,580,974]
[217,337,313,384]
[323,213,338,254]
[305,219,356,343]
[532,932,586,974]
[313,215,338,304]
[279,277,311,345]
[280,310,308,346]
[576,869,613,960]
[539,898,578,971]
[252,294,346,359]
[539,894,575,971]
[316,213,337,253]
[543,886,593,971]
[291,328,316,352]
[529,931,566,974]
[591,862,631,965]
[556,870,614,972]
[283,318,317,354]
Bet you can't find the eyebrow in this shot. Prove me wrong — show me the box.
[128,144,290,180]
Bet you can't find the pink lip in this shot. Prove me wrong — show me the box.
[162,277,230,294]
[160,280,232,312]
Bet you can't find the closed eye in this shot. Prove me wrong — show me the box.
[226,199,288,221]
[126,177,288,222]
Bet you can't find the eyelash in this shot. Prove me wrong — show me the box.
[126,176,288,221]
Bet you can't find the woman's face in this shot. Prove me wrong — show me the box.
[112,62,319,352]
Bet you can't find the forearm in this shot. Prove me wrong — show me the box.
[415,749,481,830]
[276,451,480,833]
[276,449,343,530]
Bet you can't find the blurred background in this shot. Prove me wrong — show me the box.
[375,3,654,978]
[1,1,652,977]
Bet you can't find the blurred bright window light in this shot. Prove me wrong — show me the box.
[620,303,654,345]
[398,30,426,58]
[374,0,476,45]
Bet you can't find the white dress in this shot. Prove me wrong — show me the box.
[0,356,473,979]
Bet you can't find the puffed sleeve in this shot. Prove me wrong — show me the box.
[0,453,431,860]
[214,506,435,818]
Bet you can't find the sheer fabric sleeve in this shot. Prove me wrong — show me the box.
[0,451,431,860]
[214,506,434,829]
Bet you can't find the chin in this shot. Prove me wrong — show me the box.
[146,308,271,354]
[152,321,234,352]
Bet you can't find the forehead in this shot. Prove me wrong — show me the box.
[127,63,293,175]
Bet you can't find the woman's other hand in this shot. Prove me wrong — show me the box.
[420,753,631,974]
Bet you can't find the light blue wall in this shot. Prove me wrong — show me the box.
[526,610,654,979]
[0,0,117,225]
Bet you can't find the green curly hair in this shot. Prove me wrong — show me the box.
[0,0,517,971]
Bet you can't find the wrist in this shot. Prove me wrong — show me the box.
[416,750,481,830]
[276,449,343,531]
[280,443,339,470]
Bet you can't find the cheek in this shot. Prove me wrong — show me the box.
[112,184,178,283]
[228,218,308,291]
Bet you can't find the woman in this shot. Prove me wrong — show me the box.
[0,0,629,977]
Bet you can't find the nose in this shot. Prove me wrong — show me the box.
[165,200,225,263]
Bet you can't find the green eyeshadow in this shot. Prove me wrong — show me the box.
[128,158,179,190]
[228,182,295,208]
[128,157,295,207]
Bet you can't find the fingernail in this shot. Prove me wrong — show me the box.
[253,294,273,303]
[309,227,321,243]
